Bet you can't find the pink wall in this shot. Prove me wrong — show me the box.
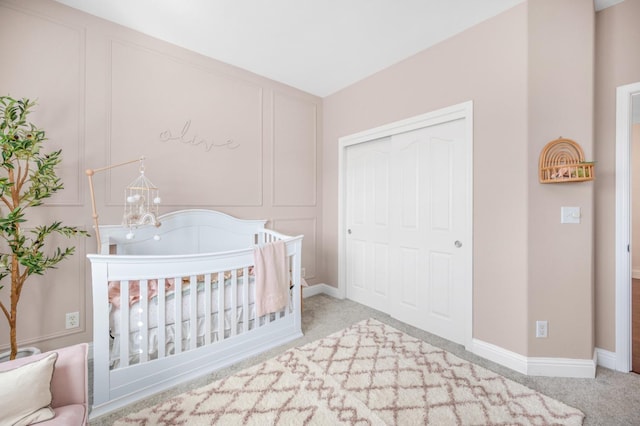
[0,0,322,352]
[323,4,530,355]
[594,0,640,352]
[324,0,596,360]
[526,0,594,359]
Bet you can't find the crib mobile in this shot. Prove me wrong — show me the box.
[86,156,161,249]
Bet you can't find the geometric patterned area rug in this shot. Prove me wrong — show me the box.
[114,318,585,425]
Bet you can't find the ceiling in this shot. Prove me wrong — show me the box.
[54,0,622,97]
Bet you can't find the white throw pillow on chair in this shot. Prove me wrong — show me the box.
[0,351,58,426]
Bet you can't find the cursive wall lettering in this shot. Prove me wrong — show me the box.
[159,120,240,152]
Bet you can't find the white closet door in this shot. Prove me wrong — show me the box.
[345,118,469,345]
[344,137,392,313]
[390,118,468,344]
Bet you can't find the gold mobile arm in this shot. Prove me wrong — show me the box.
[85,157,144,249]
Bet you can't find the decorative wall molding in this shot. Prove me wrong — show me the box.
[0,226,88,349]
[1,0,322,353]
[0,1,86,206]
[272,217,318,279]
[106,39,264,207]
[272,91,318,207]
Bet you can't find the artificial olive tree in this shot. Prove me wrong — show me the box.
[0,96,88,360]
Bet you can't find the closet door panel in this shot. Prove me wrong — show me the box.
[345,137,391,312]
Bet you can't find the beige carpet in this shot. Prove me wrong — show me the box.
[114,319,585,425]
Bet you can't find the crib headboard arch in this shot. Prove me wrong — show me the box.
[88,235,303,282]
[97,209,269,256]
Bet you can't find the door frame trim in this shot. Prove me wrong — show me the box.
[615,82,640,372]
[338,101,474,349]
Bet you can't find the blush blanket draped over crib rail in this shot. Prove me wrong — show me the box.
[254,240,288,316]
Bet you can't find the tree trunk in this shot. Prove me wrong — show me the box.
[9,255,21,360]
[9,313,16,360]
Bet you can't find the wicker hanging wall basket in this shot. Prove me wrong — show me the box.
[538,138,595,183]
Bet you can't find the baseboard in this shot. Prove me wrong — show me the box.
[85,336,619,374]
[526,354,596,378]
[302,283,343,299]
[469,338,596,378]
[468,339,528,375]
[595,347,617,370]
[304,285,602,378]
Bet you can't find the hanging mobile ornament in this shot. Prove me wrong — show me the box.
[123,158,161,240]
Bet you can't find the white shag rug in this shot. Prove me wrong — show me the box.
[115,319,584,425]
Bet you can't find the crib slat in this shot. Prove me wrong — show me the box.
[189,275,198,350]
[120,281,130,367]
[91,262,109,407]
[242,266,249,333]
[204,273,212,345]
[230,269,237,337]
[158,278,167,359]
[282,256,290,319]
[139,279,149,363]
[175,276,183,354]
[217,271,225,340]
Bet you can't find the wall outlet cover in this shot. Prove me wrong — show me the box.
[536,320,548,338]
[65,311,79,329]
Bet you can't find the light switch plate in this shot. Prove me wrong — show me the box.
[561,206,581,224]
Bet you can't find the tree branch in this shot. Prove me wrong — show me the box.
[0,195,12,210]
[17,161,30,200]
[0,300,9,324]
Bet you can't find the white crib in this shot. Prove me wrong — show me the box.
[87,209,303,418]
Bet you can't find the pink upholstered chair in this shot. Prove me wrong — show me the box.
[0,343,88,425]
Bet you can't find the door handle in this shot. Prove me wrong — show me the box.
[347,229,352,235]
[454,240,462,248]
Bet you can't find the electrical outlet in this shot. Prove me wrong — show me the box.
[536,320,548,338]
[301,267,306,278]
[65,312,79,329]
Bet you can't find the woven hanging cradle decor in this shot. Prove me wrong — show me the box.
[123,159,161,239]
[538,138,594,183]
